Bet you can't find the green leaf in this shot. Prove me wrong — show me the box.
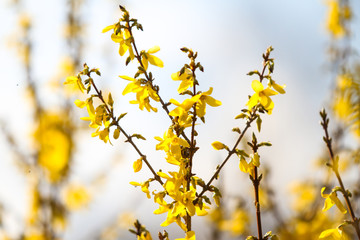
[232,127,241,134]
[180,47,189,53]
[125,56,131,66]
[246,236,257,240]
[202,195,211,205]
[132,134,146,140]
[180,90,193,96]
[119,5,126,12]
[258,142,272,147]
[247,70,260,76]
[197,198,203,210]
[235,113,247,119]
[179,66,185,76]
[113,128,120,139]
[108,93,114,107]
[256,116,262,132]
[94,68,101,76]
[117,112,127,121]
[235,149,249,158]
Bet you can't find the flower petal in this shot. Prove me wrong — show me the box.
[148,46,160,54]
[251,80,264,93]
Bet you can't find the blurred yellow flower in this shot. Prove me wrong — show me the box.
[34,112,72,182]
[23,233,45,240]
[64,183,91,210]
[220,208,250,236]
[333,96,352,121]
[19,13,31,29]
[319,227,344,239]
[138,231,153,240]
[290,182,317,212]
[27,187,40,225]
[326,0,351,38]
[64,75,86,93]
[176,231,196,240]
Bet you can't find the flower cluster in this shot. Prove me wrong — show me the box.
[326,0,352,38]
[102,6,163,112]
[246,47,285,114]
[130,48,222,236]
[64,64,127,144]
[64,7,286,240]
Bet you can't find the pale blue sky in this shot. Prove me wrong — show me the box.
[0,0,359,239]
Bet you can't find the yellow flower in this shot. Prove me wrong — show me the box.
[319,227,344,239]
[321,187,347,214]
[27,187,40,225]
[211,141,226,150]
[176,231,196,240]
[102,24,117,33]
[169,95,201,126]
[196,87,222,118]
[171,69,194,93]
[326,0,349,38]
[239,153,260,174]
[138,232,153,240]
[19,13,31,29]
[120,75,159,112]
[336,74,353,90]
[220,208,250,236]
[133,158,143,172]
[290,182,317,211]
[141,46,164,70]
[63,183,91,210]
[64,75,86,93]
[169,88,221,125]
[130,181,151,199]
[34,112,71,182]
[77,98,107,129]
[268,79,286,94]
[91,127,110,143]
[155,128,189,157]
[24,233,45,240]
[155,171,207,230]
[110,28,135,60]
[247,80,278,114]
[333,95,352,121]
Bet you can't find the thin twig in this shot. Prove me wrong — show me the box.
[320,109,360,238]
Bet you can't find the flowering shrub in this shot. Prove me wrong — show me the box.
[64,6,286,240]
[1,1,360,240]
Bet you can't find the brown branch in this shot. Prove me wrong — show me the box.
[126,22,191,145]
[89,78,163,185]
[320,109,360,239]
[195,111,257,202]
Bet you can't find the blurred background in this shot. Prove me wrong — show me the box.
[0,0,359,239]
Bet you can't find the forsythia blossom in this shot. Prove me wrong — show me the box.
[103,24,135,60]
[319,226,344,239]
[321,187,347,214]
[246,80,285,114]
[141,46,164,70]
[120,75,159,112]
[326,0,351,38]
[171,68,195,94]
